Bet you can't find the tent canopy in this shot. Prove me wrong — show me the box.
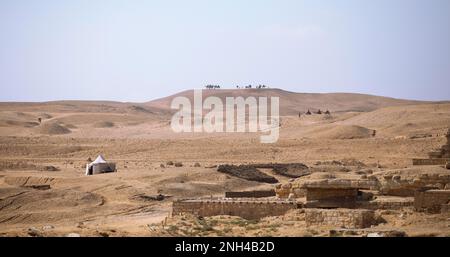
[87,155,107,169]
[92,155,107,164]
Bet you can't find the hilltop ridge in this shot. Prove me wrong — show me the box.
[145,88,433,115]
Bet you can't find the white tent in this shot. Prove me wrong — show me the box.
[92,155,107,164]
[85,155,107,175]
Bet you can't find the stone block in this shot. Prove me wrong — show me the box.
[305,209,376,229]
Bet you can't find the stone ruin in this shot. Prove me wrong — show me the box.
[300,179,380,229]
[275,183,296,199]
[171,178,382,230]
[170,171,448,234]
[377,172,450,196]
[225,190,276,198]
[429,128,450,159]
[413,128,450,165]
[172,198,297,220]
[301,179,376,209]
[414,189,450,213]
[305,209,376,229]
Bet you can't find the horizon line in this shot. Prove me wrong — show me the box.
[0,88,449,103]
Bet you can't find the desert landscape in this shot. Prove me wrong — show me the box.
[0,88,449,237]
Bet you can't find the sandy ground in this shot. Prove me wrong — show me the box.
[0,90,449,236]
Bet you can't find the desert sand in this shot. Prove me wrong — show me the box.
[0,89,449,237]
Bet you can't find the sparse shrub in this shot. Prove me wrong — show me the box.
[223,227,232,233]
[306,229,319,236]
[245,225,260,231]
[166,161,174,166]
[167,225,178,233]
[174,162,183,167]
[215,231,225,236]
[208,220,218,227]
[27,227,42,237]
[98,232,109,237]
[268,227,278,232]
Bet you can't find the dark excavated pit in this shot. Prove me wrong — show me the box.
[24,185,51,190]
[216,163,310,183]
[217,165,279,184]
[132,194,170,202]
[265,163,310,178]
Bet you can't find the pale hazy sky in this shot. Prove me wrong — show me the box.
[1,0,449,102]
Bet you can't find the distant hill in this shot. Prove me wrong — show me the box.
[0,100,170,116]
[145,88,435,115]
[0,88,448,138]
[0,88,445,116]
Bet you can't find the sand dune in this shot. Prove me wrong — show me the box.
[146,88,433,115]
[339,103,450,137]
[308,125,374,139]
[0,101,168,115]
